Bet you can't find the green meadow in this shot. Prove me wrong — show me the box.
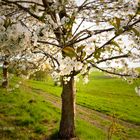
[0,70,140,140]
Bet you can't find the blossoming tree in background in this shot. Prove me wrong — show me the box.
[0,17,32,87]
[0,0,140,138]
[0,16,50,87]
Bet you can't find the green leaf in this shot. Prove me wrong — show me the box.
[77,45,85,53]
[131,28,140,36]
[94,49,101,60]
[110,41,120,48]
[128,14,133,19]
[4,18,11,28]
[39,15,45,22]
[81,51,86,60]
[115,17,121,29]
[30,4,37,12]
[62,47,76,58]
[109,20,117,29]
[87,60,94,63]
[116,28,123,35]
[110,17,121,33]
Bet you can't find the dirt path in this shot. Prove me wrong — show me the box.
[30,87,140,139]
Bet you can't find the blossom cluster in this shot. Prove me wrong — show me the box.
[59,57,83,75]
[0,16,31,55]
[0,0,139,87]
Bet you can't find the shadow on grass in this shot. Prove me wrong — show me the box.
[46,131,79,140]
[46,131,60,140]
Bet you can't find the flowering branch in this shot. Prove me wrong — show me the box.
[68,30,92,46]
[2,0,41,20]
[85,18,140,60]
[37,40,61,48]
[10,1,44,7]
[96,54,129,64]
[90,63,140,78]
[98,18,140,50]
[32,49,60,67]
[73,18,85,36]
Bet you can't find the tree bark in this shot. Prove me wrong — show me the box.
[2,61,9,88]
[59,76,76,139]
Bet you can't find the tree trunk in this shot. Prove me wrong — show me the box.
[59,76,76,139]
[2,61,9,88]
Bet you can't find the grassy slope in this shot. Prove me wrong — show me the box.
[0,70,140,140]
[28,71,140,124]
[0,83,59,139]
[0,77,105,140]
[77,72,140,124]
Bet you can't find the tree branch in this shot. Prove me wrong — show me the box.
[32,50,60,67]
[96,54,129,64]
[90,63,140,78]
[73,18,85,36]
[68,30,92,46]
[11,1,44,7]
[98,18,140,51]
[85,18,140,60]
[94,27,114,35]
[37,40,61,48]
[2,0,41,20]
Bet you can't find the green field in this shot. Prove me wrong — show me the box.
[0,70,140,140]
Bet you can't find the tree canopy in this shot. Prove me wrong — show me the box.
[0,0,139,83]
[0,0,140,138]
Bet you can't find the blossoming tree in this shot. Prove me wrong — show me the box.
[0,17,32,87]
[0,0,140,138]
[0,17,49,87]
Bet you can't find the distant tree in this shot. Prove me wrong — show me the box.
[0,18,31,87]
[0,0,140,138]
[29,64,51,81]
[0,17,50,87]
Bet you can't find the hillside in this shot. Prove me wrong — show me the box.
[0,71,140,140]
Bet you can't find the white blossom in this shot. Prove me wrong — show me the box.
[83,75,89,84]
[135,86,140,96]
[61,17,70,25]
[74,61,83,71]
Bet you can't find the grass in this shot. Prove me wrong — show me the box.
[0,76,107,140]
[76,120,106,140]
[77,71,140,124]
[0,70,140,139]
[0,77,60,139]
[28,70,140,124]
